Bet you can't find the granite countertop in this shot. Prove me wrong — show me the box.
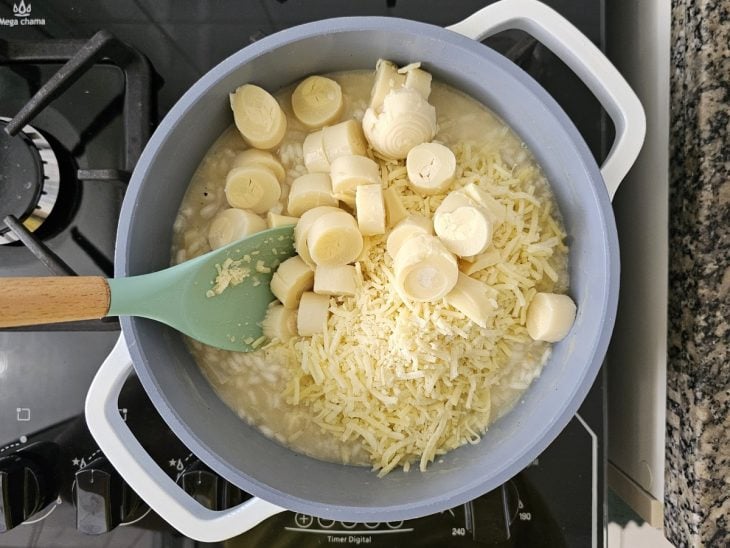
[665,0,729,546]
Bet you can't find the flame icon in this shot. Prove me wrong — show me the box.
[13,0,31,17]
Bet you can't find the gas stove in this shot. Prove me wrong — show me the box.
[0,1,608,546]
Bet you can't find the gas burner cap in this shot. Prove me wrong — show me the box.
[0,117,60,245]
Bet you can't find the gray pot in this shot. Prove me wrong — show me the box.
[87,0,644,542]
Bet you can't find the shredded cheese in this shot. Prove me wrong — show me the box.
[208,257,251,297]
[264,140,567,475]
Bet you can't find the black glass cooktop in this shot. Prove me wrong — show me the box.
[0,1,607,546]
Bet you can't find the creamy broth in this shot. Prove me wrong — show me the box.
[171,70,568,470]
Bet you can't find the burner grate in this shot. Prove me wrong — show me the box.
[0,31,153,330]
[2,30,152,173]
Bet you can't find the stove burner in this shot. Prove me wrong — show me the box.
[0,117,60,245]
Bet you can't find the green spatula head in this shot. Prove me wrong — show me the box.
[108,226,295,352]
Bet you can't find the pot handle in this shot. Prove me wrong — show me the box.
[447,0,645,200]
[85,335,285,542]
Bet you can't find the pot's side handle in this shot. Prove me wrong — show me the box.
[85,335,285,542]
[447,0,645,200]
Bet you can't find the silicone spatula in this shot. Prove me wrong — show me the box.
[0,226,295,352]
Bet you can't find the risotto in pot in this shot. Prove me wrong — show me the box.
[170,60,575,476]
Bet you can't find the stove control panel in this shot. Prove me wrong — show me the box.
[0,373,600,547]
[0,374,187,537]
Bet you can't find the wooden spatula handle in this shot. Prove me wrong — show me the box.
[0,276,111,327]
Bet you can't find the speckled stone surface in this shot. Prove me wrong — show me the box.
[665,0,730,546]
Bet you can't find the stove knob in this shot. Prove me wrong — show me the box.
[73,456,145,535]
[221,477,252,509]
[177,460,220,510]
[0,451,57,532]
[465,482,520,544]
[177,460,251,511]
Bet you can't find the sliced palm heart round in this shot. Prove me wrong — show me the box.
[355,184,386,236]
[224,165,281,214]
[267,211,299,228]
[321,120,368,164]
[386,215,433,259]
[291,76,344,129]
[461,182,508,226]
[270,255,314,309]
[526,292,577,342]
[436,189,473,214]
[406,142,456,195]
[383,186,409,228]
[262,304,298,342]
[287,173,338,217]
[302,130,330,173]
[393,233,458,302]
[232,149,286,182]
[330,155,381,206]
[207,208,266,250]
[403,67,432,100]
[229,84,287,150]
[443,272,495,328]
[433,205,493,257]
[369,59,405,110]
[294,205,343,268]
[313,264,357,297]
[362,88,437,160]
[306,210,363,267]
[296,292,330,336]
